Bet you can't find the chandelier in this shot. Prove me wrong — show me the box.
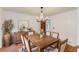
[36,7,48,22]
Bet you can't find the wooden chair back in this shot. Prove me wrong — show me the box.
[59,39,68,52]
[45,31,51,36]
[51,32,59,39]
[21,35,31,52]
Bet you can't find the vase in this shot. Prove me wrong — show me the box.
[3,32,12,47]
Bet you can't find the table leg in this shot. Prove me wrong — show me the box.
[56,40,60,52]
[38,48,44,52]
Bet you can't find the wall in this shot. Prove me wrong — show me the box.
[49,9,77,45]
[77,8,79,46]
[0,8,4,48]
[76,8,79,51]
[3,10,40,33]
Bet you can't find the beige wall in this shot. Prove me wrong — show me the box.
[49,9,77,45]
[0,8,4,48]
[3,10,40,33]
[77,8,79,46]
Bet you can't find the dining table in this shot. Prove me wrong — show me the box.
[27,34,60,52]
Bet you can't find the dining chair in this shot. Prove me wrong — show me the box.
[45,31,51,36]
[53,38,68,52]
[24,35,39,52]
[47,32,59,49]
[51,32,59,39]
[44,31,59,50]
[23,36,31,52]
[44,31,59,52]
[21,35,31,52]
[21,35,39,52]
[44,39,68,52]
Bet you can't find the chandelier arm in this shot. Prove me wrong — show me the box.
[36,7,48,22]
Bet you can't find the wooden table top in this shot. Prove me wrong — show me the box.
[28,34,58,49]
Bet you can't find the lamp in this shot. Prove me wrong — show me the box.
[36,7,48,22]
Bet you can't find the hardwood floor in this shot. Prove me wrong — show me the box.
[0,44,22,52]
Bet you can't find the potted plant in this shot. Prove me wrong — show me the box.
[2,20,13,47]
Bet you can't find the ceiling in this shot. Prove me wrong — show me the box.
[2,7,77,16]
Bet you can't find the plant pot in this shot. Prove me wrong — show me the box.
[3,32,12,47]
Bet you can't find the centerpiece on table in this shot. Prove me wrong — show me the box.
[40,29,45,38]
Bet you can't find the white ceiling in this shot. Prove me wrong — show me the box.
[2,7,76,16]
